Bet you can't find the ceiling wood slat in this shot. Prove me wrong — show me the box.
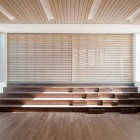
[116,0,139,24]
[0,0,139,24]
[83,0,93,24]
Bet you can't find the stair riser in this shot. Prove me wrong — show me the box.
[1,84,139,111]
[103,100,140,106]
[0,100,102,105]
[7,83,134,87]
[0,107,130,112]
[1,93,140,99]
[4,88,73,92]
[1,100,140,106]
[3,87,138,92]
[0,94,86,98]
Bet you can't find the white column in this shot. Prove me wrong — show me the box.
[0,33,7,93]
[133,34,140,92]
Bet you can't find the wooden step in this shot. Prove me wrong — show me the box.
[103,101,118,106]
[1,97,140,101]
[86,94,100,98]
[72,101,87,106]
[0,93,87,98]
[7,83,134,87]
[0,104,140,108]
[72,88,85,92]
[120,108,138,114]
[118,100,140,105]
[112,87,138,92]
[84,88,99,92]
[1,93,140,99]
[115,93,130,98]
[1,84,139,111]
[3,87,74,92]
[4,87,138,93]
[88,108,105,114]
[0,100,74,105]
[100,94,115,98]
[130,93,140,98]
[103,100,140,106]
[99,88,112,92]
[0,99,103,106]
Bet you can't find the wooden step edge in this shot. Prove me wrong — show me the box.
[5,85,135,88]
[4,86,137,89]
[103,101,118,106]
[72,101,87,106]
[0,105,140,108]
[120,107,138,114]
[115,93,130,98]
[86,94,100,98]
[1,98,140,101]
[88,108,105,114]
[1,92,140,94]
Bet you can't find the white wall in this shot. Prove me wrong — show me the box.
[133,34,140,92]
[0,33,7,92]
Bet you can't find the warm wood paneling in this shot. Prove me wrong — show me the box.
[0,0,140,24]
[7,34,72,82]
[72,34,132,83]
[7,33,132,83]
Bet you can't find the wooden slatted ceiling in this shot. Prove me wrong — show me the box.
[7,34,72,82]
[72,34,132,83]
[0,0,140,24]
[7,33,132,83]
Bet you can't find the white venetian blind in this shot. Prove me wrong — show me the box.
[7,34,72,82]
[7,33,132,83]
[72,34,132,83]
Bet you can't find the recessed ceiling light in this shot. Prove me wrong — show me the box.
[127,8,140,21]
[0,5,15,21]
[88,0,102,21]
[40,0,54,20]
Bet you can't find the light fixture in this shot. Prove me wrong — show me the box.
[40,0,54,20]
[0,5,15,21]
[88,0,102,21]
[127,8,140,21]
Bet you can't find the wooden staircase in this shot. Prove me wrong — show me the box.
[0,84,140,113]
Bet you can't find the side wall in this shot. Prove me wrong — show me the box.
[134,34,140,92]
[0,33,7,92]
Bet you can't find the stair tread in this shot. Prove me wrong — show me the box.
[5,86,135,88]
[0,104,140,108]
[1,92,139,94]
[0,98,140,100]
[1,85,138,110]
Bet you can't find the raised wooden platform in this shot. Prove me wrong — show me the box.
[0,84,140,113]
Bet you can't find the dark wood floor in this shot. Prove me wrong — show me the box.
[0,112,140,140]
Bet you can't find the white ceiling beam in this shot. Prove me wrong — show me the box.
[0,24,140,33]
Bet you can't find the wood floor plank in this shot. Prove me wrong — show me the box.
[0,112,140,140]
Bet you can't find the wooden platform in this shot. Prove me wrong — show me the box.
[0,84,140,113]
